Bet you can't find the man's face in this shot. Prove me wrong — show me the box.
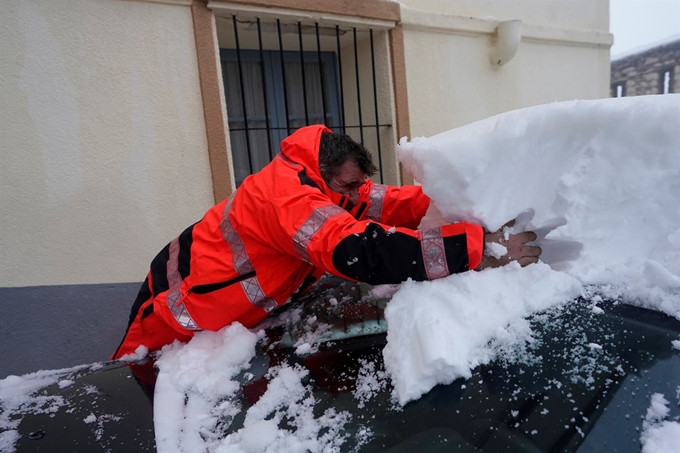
[327,161,367,210]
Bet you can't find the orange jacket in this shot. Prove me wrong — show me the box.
[147,125,484,339]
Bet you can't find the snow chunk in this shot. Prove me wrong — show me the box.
[117,345,149,362]
[672,338,680,351]
[154,323,259,452]
[383,262,581,405]
[485,242,508,259]
[295,343,312,355]
[58,379,74,389]
[640,393,680,453]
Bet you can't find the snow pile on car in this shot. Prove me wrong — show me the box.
[389,94,680,404]
[154,322,371,453]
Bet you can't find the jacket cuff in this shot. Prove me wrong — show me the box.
[465,224,485,270]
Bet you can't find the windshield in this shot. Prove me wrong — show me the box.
[250,278,680,452]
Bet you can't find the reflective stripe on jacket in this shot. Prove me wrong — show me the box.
[145,125,484,341]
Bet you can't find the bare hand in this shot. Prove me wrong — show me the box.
[477,220,542,270]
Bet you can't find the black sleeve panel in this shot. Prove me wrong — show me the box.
[442,234,471,274]
[332,223,472,284]
[150,243,171,295]
[332,223,428,284]
[177,223,196,280]
[149,222,197,296]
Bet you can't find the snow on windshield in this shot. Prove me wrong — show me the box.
[390,93,680,404]
[0,364,100,451]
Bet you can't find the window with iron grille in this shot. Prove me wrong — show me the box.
[221,49,342,186]
[218,16,392,187]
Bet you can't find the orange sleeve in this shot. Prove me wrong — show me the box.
[380,185,431,229]
[358,182,430,229]
[269,186,484,284]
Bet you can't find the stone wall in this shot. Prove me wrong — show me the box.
[611,39,680,97]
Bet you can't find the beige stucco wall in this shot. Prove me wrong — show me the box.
[0,0,215,287]
[399,2,612,138]
[0,0,613,287]
[398,0,609,31]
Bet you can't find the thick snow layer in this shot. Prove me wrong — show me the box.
[383,262,581,405]
[154,323,260,452]
[390,95,680,403]
[153,323,357,453]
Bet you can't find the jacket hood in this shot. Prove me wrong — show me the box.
[280,124,336,199]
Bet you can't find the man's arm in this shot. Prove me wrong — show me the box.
[328,220,484,284]
[270,192,484,285]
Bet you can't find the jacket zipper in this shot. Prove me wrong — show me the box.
[187,271,256,295]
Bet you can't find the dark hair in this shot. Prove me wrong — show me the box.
[318,132,378,184]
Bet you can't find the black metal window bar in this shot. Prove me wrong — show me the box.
[220,16,392,186]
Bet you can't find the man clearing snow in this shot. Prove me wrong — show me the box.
[112,125,540,359]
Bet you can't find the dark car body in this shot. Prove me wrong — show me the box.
[7,278,680,452]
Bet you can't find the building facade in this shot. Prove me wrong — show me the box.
[611,35,680,97]
[1,0,612,289]
[0,0,611,374]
